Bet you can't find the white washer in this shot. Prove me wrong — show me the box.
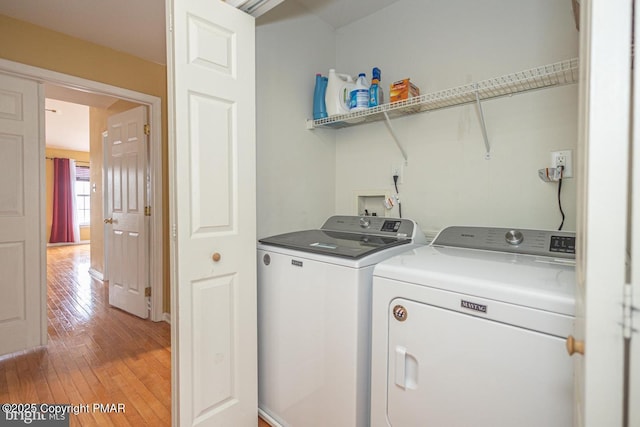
[258,216,428,427]
[371,226,576,427]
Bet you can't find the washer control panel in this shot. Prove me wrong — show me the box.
[433,226,576,259]
[322,215,416,238]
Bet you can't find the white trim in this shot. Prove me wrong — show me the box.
[166,0,178,422]
[630,0,640,424]
[102,131,110,282]
[162,312,171,324]
[166,1,178,424]
[149,103,164,322]
[257,408,279,426]
[47,241,90,247]
[88,268,104,282]
[38,82,47,347]
[0,58,165,323]
[576,1,630,425]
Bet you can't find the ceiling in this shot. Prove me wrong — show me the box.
[0,0,401,65]
[294,0,400,30]
[45,99,90,152]
[1,0,401,152]
[44,84,121,152]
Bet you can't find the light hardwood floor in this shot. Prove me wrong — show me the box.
[0,244,171,426]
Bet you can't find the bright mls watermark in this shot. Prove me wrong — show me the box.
[1,403,126,426]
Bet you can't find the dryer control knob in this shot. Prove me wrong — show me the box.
[393,305,408,322]
[359,217,371,228]
[505,230,524,245]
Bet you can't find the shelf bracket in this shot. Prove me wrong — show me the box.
[474,85,491,160]
[383,112,408,164]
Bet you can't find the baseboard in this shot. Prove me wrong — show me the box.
[47,240,90,247]
[258,409,281,427]
[162,312,171,324]
[88,268,104,281]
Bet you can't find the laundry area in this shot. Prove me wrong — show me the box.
[255,0,581,426]
[256,0,578,239]
[0,0,635,425]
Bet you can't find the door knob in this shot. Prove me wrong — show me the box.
[566,335,584,356]
[104,218,113,224]
[212,252,221,262]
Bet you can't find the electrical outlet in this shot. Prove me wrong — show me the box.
[551,150,573,178]
[391,164,403,184]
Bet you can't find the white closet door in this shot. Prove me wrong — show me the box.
[167,0,257,425]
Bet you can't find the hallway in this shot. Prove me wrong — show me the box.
[0,244,171,426]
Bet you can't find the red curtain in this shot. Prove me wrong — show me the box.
[50,158,76,243]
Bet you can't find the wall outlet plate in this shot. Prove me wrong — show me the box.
[551,150,573,178]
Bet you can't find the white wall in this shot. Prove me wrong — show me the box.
[334,0,580,234]
[256,1,337,238]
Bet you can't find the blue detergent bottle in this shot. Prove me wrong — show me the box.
[313,73,328,119]
[369,67,383,107]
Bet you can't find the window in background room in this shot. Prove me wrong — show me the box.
[75,165,90,225]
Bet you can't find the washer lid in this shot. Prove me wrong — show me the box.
[259,229,411,259]
[374,245,576,316]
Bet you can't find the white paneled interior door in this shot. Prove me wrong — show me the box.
[167,0,257,426]
[0,72,44,356]
[106,106,149,319]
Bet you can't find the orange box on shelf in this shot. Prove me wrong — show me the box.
[389,78,420,103]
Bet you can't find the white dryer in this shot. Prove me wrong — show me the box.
[258,216,427,427]
[371,226,576,427]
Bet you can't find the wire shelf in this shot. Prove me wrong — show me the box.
[306,58,579,130]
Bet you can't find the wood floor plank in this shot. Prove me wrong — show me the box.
[4,357,22,403]
[259,416,271,426]
[15,350,39,403]
[24,349,56,404]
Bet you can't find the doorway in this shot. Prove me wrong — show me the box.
[45,95,152,319]
[0,54,168,395]
[0,58,165,325]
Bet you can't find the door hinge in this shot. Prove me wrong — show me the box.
[145,206,151,216]
[145,287,151,297]
[623,283,637,339]
[144,124,150,135]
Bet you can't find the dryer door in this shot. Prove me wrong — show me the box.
[387,298,573,427]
